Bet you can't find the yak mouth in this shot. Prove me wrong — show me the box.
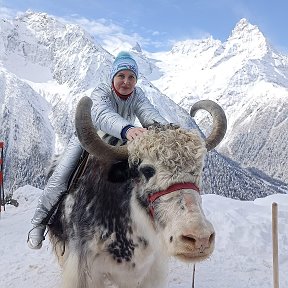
[175,252,213,263]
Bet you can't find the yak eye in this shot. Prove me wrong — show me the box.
[140,166,155,180]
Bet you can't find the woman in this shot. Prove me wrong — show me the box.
[27,51,168,249]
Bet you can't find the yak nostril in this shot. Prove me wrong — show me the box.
[181,235,196,245]
[209,232,215,244]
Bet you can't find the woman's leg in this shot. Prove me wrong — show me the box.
[28,135,83,249]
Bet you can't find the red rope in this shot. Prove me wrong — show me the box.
[147,182,200,218]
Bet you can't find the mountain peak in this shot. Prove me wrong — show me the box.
[234,18,252,29]
[170,37,221,55]
[231,18,262,37]
[132,42,142,53]
[225,18,269,58]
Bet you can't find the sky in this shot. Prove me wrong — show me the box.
[1,185,288,287]
[0,0,288,53]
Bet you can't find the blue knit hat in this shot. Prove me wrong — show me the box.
[110,51,138,81]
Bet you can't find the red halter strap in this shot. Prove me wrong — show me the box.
[147,182,200,218]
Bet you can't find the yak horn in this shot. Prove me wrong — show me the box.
[75,96,128,161]
[190,100,227,151]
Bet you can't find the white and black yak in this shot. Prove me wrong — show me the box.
[48,96,227,288]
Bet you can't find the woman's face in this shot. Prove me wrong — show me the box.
[113,70,137,95]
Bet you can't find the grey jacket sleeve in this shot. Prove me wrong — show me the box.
[90,84,132,139]
[134,87,169,127]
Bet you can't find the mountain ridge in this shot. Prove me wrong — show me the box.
[149,18,288,183]
[0,12,287,199]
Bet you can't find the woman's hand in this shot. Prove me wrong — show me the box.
[126,127,147,140]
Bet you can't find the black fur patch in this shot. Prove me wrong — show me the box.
[49,157,139,264]
[137,236,149,248]
[108,235,135,263]
[107,160,130,183]
[139,165,155,181]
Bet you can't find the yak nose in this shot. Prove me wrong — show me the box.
[181,232,215,251]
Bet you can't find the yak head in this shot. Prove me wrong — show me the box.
[74,96,227,262]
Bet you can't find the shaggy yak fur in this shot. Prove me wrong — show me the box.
[48,124,215,288]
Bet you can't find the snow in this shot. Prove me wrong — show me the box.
[4,54,53,83]
[1,186,288,288]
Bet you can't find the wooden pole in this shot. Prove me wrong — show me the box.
[272,202,279,288]
[0,141,4,212]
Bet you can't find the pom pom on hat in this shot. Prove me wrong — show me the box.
[110,51,138,81]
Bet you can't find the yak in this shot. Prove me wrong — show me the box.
[48,96,227,288]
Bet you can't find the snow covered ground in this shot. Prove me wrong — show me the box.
[1,186,288,288]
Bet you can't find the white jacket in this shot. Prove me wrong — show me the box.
[91,83,168,139]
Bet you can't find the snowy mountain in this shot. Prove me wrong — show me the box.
[0,12,287,199]
[149,18,288,183]
[0,66,54,191]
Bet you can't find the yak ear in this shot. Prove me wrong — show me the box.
[107,160,130,183]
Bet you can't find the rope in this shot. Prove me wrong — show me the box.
[192,264,196,288]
